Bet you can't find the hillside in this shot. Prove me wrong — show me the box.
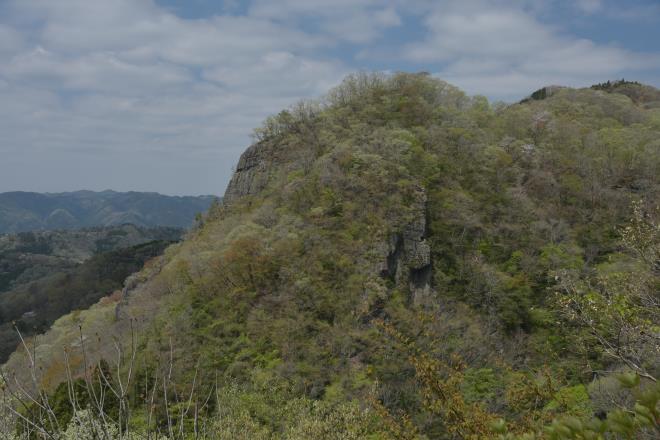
[0,225,183,363]
[0,240,175,363]
[0,190,217,233]
[0,224,183,293]
[2,74,659,439]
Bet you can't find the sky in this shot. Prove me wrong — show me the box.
[0,0,659,196]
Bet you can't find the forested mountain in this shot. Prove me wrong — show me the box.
[0,190,217,233]
[2,74,659,439]
[0,225,183,362]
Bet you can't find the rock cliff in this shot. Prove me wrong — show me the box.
[378,185,432,305]
[223,140,282,204]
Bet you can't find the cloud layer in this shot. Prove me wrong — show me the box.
[404,1,659,96]
[0,0,658,195]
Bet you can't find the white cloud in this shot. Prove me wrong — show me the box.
[0,24,24,55]
[404,0,660,99]
[0,0,349,195]
[203,51,346,98]
[4,47,193,95]
[576,0,603,14]
[248,0,401,43]
[0,0,658,194]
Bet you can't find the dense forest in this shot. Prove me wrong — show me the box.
[1,73,658,439]
[0,225,182,362]
[0,238,178,363]
[0,225,183,292]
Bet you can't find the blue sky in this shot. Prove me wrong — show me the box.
[0,0,658,195]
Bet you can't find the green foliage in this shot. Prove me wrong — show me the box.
[0,239,173,362]
[543,385,591,418]
[210,384,387,439]
[16,360,121,439]
[461,368,501,403]
[5,74,660,438]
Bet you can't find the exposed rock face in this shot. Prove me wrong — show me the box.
[115,272,141,321]
[379,185,432,305]
[225,139,433,304]
[224,140,282,204]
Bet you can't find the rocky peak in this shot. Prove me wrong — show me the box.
[223,140,283,204]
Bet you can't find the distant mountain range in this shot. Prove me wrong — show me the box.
[0,190,217,233]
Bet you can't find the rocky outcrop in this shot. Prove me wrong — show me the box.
[226,139,433,305]
[224,140,282,204]
[378,185,432,305]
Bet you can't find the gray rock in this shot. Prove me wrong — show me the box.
[379,185,433,305]
[224,140,281,204]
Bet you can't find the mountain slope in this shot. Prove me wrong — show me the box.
[0,224,183,293]
[0,190,217,233]
[0,225,183,363]
[3,73,659,438]
[0,239,175,363]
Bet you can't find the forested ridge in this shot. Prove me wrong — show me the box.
[1,73,658,439]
